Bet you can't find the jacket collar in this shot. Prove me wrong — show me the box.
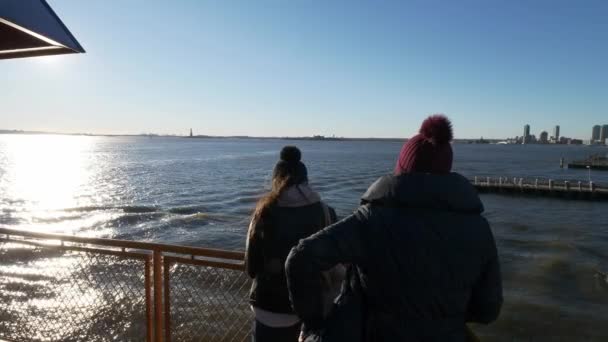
[361,173,483,214]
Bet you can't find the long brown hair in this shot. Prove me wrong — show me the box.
[249,174,292,239]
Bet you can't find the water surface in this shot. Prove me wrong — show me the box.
[0,135,607,340]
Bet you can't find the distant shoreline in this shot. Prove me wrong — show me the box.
[0,129,508,144]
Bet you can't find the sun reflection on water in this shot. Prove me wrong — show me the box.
[1,135,96,233]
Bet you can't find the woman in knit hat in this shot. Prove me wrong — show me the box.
[286,115,502,342]
[246,146,338,342]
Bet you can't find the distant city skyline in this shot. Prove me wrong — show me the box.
[513,122,608,145]
[1,121,606,141]
[1,123,605,141]
[2,0,608,139]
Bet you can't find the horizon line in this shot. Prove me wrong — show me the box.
[0,128,514,141]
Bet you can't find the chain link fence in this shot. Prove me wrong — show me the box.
[163,257,252,342]
[0,229,253,342]
[0,238,151,342]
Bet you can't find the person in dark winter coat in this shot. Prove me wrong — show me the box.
[286,115,502,342]
[246,146,337,342]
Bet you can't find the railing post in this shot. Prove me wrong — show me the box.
[474,176,478,185]
[487,176,490,185]
[535,178,539,189]
[549,179,553,190]
[564,181,570,191]
[145,257,154,342]
[154,249,164,342]
[164,258,172,342]
[590,182,595,192]
[578,181,582,191]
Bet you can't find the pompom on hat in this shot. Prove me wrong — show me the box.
[273,146,308,185]
[395,115,454,175]
[279,146,301,163]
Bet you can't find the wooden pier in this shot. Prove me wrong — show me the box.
[471,176,608,201]
[567,154,608,170]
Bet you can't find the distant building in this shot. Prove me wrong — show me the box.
[475,137,490,144]
[508,136,522,144]
[552,125,560,143]
[539,131,549,144]
[189,128,193,137]
[523,124,531,144]
[568,139,583,145]
[592,125,601,142]
[600,125,608,145]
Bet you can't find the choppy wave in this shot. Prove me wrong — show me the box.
[62,204,235,216]
[65,205,160,213]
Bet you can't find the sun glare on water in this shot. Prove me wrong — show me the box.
[1,135,95,228]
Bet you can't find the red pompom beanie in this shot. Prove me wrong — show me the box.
[395,115,454,175]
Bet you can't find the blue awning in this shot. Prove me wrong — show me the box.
[0,0,84,59]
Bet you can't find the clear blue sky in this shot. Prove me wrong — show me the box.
[2,0,607,138]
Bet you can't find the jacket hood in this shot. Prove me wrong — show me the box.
[361,173,483,214]
[277,184,321,207]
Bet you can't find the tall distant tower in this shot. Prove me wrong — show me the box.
[592,125,601,142]
[189,128,193,137]
[523,124,531,144]
[600,125,608,145]
[553,125,560,143]
[539,131,549,144]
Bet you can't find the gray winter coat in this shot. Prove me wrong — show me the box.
[286,173,502,341]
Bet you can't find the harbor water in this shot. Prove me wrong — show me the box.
[0,135,607,340]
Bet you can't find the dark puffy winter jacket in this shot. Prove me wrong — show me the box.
[246,193,337,313]
[286,173,502,341]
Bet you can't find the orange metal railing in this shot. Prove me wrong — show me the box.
[0,227,251,342]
